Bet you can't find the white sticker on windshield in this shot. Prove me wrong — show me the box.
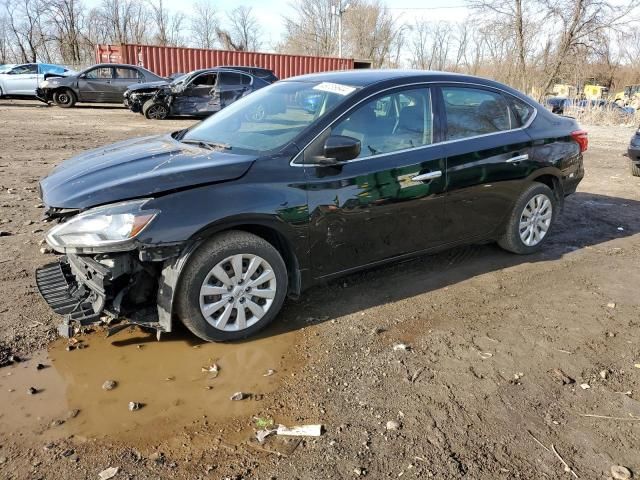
[312,82,356,96]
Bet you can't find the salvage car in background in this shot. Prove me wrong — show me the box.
[0,63,75,98]
[37,63,165,107]
[626,129,640,176]
[124,67,275,120]
[36,70,586,342]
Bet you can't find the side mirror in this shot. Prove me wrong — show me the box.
[78,73,86,79]
[322,135,361,164]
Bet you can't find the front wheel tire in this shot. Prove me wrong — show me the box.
[498,183,556,254]
[175,231,288,342]
[631,160,640,177]
[142,99,169,120]
[53,89,76,108]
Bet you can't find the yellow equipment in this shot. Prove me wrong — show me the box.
[552,84,577,98]
[614,85,640,106]
[583,84,609,100]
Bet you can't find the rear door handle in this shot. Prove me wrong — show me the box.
[411,170,442,182]
[506,154,529,163]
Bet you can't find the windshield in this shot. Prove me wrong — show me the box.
[170,74,188,86]
[0,64,16,74]
[181,80,360,154]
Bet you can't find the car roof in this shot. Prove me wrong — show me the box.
[283,69,514,89]
[188,67,258,76]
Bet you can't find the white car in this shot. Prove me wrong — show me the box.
[0,63,75,97]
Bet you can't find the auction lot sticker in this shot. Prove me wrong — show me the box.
[313,82,357,96]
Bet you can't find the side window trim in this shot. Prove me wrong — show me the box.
[291,81,538,167]
[299,85,435,165]
[437,83,539,143]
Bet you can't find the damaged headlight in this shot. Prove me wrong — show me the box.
[46,199,158,253]
[39,79,59,88]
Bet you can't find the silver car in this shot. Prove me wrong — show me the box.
[0,63,75,97]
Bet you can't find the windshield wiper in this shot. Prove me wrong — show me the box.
[182,139,232,151]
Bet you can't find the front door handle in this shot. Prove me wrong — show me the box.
[411,170,442,182]
[506,153,529,163]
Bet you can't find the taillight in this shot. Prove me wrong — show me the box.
[571,129,588,152]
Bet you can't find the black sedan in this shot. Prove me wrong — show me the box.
[36,70,586,342]
[123,67,274,120]
[37,63,165,108]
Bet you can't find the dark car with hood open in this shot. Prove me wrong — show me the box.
[123,66,276,120]
[35,70,586,342]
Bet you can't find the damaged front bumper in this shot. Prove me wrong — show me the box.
[36,253,162,337]
[35,88,53,104]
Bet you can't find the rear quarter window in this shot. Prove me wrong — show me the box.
[509,96,535,126]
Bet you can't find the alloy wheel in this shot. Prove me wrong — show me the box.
[57,93,70,104]
[519,193,552,246]
[147,104,167,119]
[198,253,277,331]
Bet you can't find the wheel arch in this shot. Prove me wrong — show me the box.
[528,169,565,209]
[156,218,303,333]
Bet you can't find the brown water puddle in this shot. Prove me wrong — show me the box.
[0,327,299,443]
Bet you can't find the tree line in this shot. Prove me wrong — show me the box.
[1,0,640,97]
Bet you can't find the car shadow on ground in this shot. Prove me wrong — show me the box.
[112,191,639,347]
[253,191,640,341]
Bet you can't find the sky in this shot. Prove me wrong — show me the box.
[157,0,471,50]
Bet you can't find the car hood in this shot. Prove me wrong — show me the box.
[40,134,256,209]
[126,80,171,93]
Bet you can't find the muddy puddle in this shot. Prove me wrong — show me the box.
[0,327,299,443]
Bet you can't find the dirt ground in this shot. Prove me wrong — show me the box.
[0,99,639,480]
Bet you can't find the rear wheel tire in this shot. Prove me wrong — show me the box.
[53,89,76,108]
[631,160,640,177]
[175,231,288,342]
[498,183,556,254]
[142,99,169,120]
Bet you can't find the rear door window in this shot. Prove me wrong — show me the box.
[85,67,114,79]
[219,72,244,87]
[442,87,512,141]
[115,67,141,79]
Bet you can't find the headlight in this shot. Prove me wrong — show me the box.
[39,79,59,88]
[46,199,158,253]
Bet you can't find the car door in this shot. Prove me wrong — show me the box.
[77,66,115,102]
[216,72,251,108]
[4,64,38,94]
[303,86,448,277]
[437,84,536,241]
[173,72,218,115]
[112,67,143,102]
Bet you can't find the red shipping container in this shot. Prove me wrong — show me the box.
[95,44,371,79]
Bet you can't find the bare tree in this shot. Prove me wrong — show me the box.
[191,0,217,49]
[94,0,149,45]
[148,0,185,46]
[280,0,336,56]
[410,21,454,70]
[44,0,85,64]
[468,0,541,91]
[216,6,261,51]
[342,0,400,67]
[539,0,640,98]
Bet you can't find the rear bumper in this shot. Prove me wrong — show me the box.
[36,254,161,337]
